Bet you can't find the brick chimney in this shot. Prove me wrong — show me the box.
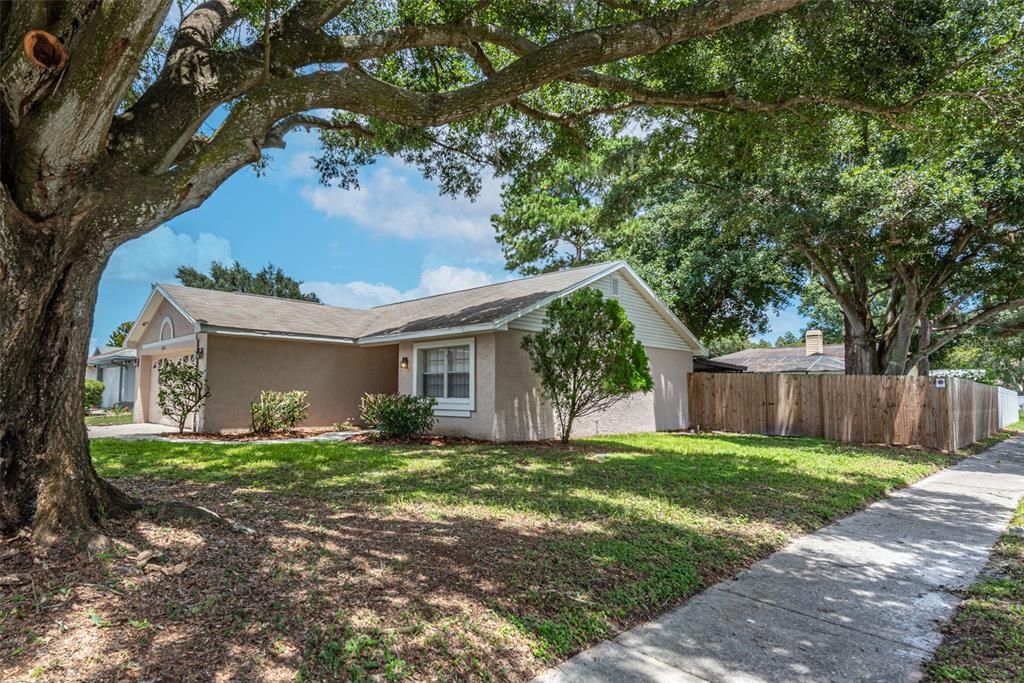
[805,329,824,356]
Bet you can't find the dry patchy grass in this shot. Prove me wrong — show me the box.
[1,432,959,681]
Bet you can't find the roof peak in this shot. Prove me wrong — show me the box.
[369,260,622,309]
[158,261,624,315]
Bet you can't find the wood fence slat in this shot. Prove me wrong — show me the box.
[688,373,1003,451]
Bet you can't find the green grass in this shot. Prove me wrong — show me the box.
[926,498,1024,682]
[85,412,133,426]
[91,432,958,664]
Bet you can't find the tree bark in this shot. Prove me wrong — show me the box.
[916,317,932,376]
[0,205,138,542]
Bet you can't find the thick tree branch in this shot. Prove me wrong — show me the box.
[10,0,172,217]
[262,113,372,149]
[908,298,1024,367]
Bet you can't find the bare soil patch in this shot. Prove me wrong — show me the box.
[1,478,541,682]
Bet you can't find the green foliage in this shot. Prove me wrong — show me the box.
[705,334,771,358]
[797,281,845,344]
[360,393,436,439]
[937,328,1024,392]
[156,359,210,434]
[84,379,104,410]
[250,390,310,433]
[493,144,801,342]
[106,321,134,347]
[522,288,652,442]
[775,332,802,348]
[176,260,320,303]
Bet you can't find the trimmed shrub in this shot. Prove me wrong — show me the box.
[360,393,436,438]
[84,379,104,410]
[250,390,310,433]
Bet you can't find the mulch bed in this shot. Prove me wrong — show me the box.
[345,433,483,447]
[166,427,344,441]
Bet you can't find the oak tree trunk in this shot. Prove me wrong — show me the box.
[843,317,882,375]
[0,206,138,542]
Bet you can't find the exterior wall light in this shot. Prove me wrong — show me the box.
[400,356,409,369]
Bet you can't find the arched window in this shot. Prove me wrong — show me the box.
[159,316,174,341]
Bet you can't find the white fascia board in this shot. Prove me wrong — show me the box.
[491,261,626,331]
[356,322,504,346]
[123,287,162,346]
[616,263,709,356]
[201,326,357,345]
[140,334,196,352]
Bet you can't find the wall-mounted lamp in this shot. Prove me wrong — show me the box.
[196,347,205,360]
[400,356,409,369]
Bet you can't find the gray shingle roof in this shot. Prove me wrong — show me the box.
[157,262,618,341]
[159,284,372,339]
[712,344,845,373]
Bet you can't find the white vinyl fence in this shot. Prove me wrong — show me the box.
[998,387,1021,429]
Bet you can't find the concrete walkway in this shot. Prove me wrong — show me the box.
[535,436,1024,682]
[87,422,178,439]
[87,422,370,443]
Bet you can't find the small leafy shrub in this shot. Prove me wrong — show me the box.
[84,379,104,410]
[360,393,435,438]
[157,359,211,434]
[250,390,310,433]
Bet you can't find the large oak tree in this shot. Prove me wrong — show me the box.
[0,0,999,542]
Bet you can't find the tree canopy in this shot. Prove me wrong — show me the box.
[176,261,320,302]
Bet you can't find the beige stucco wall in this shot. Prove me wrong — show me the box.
[137,298,193,345]
[397,330,691,441]
[203,335,398,432]
[492,330,692,441]
[396,333,497,440]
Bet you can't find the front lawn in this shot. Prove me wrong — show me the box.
[2,433,957,681]
[85,412,133,426]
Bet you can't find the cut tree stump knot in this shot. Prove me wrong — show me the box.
[23,30,67,69]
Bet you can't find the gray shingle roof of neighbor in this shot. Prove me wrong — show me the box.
[711,344,846,373]
[156,261,621,341]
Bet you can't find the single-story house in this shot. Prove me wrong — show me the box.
[85,346,138,408]
[693,357,747,373]
[711,330,846,374]
[123,261,707,440]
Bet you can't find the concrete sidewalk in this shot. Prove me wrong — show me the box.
[535,435,1024,682]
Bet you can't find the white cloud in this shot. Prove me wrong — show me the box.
[300,163,503,258]
[303,265,496,309]
[105,225,232,283]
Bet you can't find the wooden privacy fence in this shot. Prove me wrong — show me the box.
[688,373,1006,452]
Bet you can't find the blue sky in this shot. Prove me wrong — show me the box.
[91,133,806,351]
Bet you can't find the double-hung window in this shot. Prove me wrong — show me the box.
[414,338,475,415]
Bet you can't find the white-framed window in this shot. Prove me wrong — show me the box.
[412,337,475,415]
[159,316,174,341]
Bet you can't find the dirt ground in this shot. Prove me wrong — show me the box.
[1,478,546,682]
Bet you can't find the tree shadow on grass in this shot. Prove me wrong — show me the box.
[48,433,971,678]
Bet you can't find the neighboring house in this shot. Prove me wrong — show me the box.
[85,346,138,408]
[693,357,747,373]
[711,330,846,374]
[123,261,706,439]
